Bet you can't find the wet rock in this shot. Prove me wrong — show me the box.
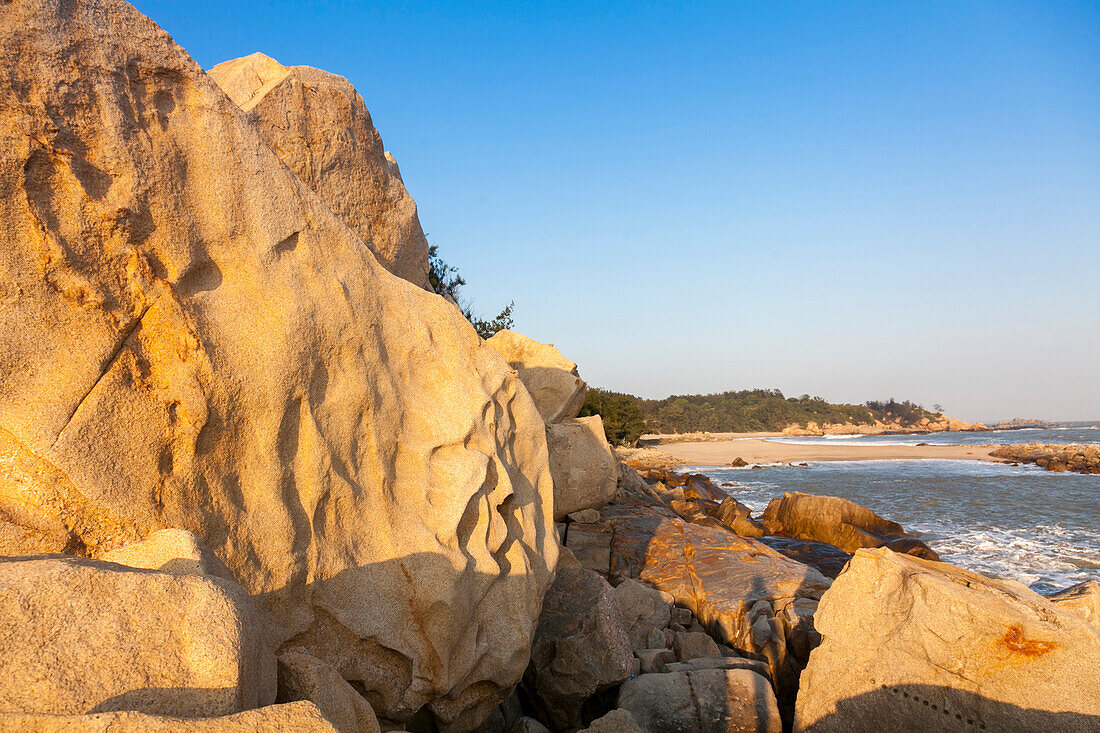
[762,492,938,559]
[756,536,853,580]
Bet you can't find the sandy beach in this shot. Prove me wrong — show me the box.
[659,437,1004,466]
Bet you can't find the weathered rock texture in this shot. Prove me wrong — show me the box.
[0,702,338,732]
[795,548,1100,733]
[618,668,783,733]
[277,652,380,733]
[991,443,1100,475]
[762,492,939,560]
[523,565,634,729]
[0,2,556,729]
[485,330,586,424]
[101,528,236,580]
[547,416,619,520]
[1048,580,1100,630]
[0,555,276,717]
[603,502,830,712]
[208,53,429,289]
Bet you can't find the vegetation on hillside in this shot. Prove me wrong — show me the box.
[581,388,941,437]
[427,244,514,339]
[579,388,647,446]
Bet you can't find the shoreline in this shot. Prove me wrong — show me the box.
[658,437,1005,466]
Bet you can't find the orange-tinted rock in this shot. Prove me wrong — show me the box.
[601,502,830,715]
[762,493,938,560]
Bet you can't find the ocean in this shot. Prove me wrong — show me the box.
[689,422,1100,595]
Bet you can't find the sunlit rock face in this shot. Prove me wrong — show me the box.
[795,548,1100,733]
[0,0,556,729]
[208,53,431,290]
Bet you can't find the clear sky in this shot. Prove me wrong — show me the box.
[134,0,1100,422]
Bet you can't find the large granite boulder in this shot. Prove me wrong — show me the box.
[277,652,380,733]
[0,2,556,729]
[617,668,783,733]
[547,416,619,520]
[762,492,938,559]
[603,503,831,713]
[795,548,1100,733]
[209,54,429,289]
[0,555,275,718]
[523,566,634,729]
[101,528,237,581]
[485,330,586,423]
[0,702,338,732]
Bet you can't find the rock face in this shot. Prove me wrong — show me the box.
[617,668,783,733]
[546,416,619,520]
[101,528,237,580]
[277,652,380,733]
[0,555,276,717]
[762,492,939,560]
[795,548,1100,733]
[0,2,556,729]
[603,502,830,713]
[485,330,586,424]
[1,702,338,732]
[208,53,429,289]
[523,566,635,729]
[1047,580,1100,630]
[991,443,1100,475]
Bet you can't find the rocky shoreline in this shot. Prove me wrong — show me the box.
[0,2,1096,732]
[991,443,1100,475]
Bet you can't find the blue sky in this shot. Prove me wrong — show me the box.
[134,1,1100,421]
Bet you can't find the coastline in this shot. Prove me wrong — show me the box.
[658,437,1003,466]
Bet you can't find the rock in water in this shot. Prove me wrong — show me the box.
[0,1,556,729]
[485,330,587,423]
[795,548,1100,733]
[209,53,430,289]
[762,492,939,559]
[546,416,619,520]
[0,555,276,717]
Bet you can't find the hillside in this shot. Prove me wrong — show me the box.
[584,388,979,439]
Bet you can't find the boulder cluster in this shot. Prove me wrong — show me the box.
[991,443,1100,474]
[0,1,1096,731]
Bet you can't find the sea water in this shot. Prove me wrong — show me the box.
[690,423,1100,594]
